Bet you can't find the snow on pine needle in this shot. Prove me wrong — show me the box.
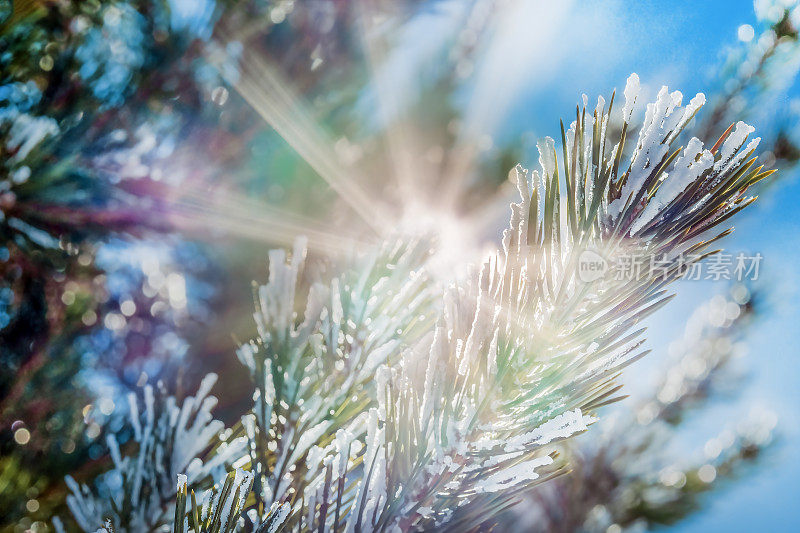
[60,73,771,532]
[323,74,771,531]
[172,468,260,533]
[64,375,246,532]
[231,237,438,530]
[509,287,775,533]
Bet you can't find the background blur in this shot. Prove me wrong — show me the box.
[1,0,799,531]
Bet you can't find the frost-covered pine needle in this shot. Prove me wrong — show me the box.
[60,74,771,532]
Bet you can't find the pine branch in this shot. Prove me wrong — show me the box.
[507,286,773,532]
[231,237,438,530]
[63,375,246,532]
[334,75,770,531]
[70,74,771,533]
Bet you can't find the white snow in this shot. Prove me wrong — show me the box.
[717,121,755,167]
[622,73,641,123]
[630,137,714,235]
[473,455,554,493]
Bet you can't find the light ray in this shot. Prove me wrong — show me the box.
[163,180,368,258]
[432,0,509,212]
[214,34,390,236]
[355,0,426,199]
[439,142,481,212]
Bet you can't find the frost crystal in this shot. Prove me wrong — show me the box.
[622,72,641,122]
